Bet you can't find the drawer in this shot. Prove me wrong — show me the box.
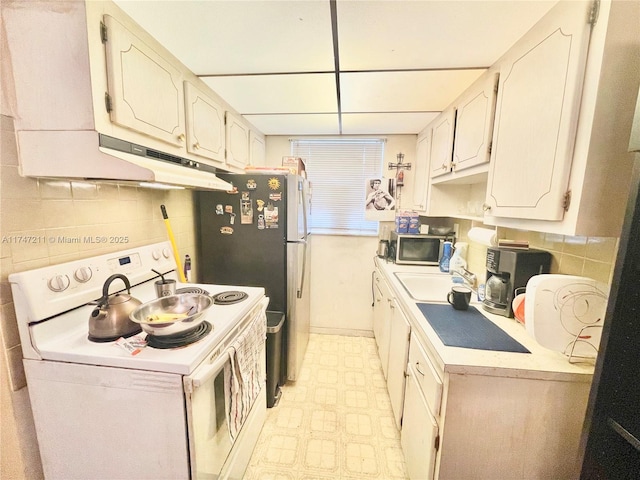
[408,336,443,417]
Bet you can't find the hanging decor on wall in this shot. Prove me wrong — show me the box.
[388,153,411,187]
[365,177,396,221]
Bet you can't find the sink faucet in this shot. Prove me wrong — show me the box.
[455,267,477,288]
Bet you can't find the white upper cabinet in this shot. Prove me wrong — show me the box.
[184,81,226,165]
[249,130,266,167]
[482,0,639,236]
[484,1,592,221]
[225,111,250,169]
[451,71,499,174]
[103,15,186,147]
[429,107,456,179]
[412,130,432,211]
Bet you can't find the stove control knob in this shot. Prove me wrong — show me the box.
[48,274,70,292]
[162,248,171,259]
[74,267,92,283]
[152,250,161,260]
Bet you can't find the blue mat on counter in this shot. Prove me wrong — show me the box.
[416,304,530,353]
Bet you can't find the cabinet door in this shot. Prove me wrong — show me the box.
[225,112,250,168]
[452,72,499,172]
[103,15,185,147]
[412,131,432,210]
[249,130,266,167]
[372,271,385,347]
[184,81,225,165]
[376,274,393,380]
[485,0,593,221]
[387,299,411,430]
[401,363,439,480]
[429,107,456,179]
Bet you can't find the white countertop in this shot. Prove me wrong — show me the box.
[375,258,595,382]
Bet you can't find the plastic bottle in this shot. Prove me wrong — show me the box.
[450,242,468,274]
[439,241,453,273]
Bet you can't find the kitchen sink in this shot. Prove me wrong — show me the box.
[393,272,455,302]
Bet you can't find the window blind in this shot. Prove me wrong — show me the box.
[291,138,385,235]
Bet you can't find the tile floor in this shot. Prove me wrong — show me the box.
[245,334,409,480]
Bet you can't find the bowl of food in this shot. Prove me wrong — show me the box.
[430,226,453,235]
[130,293,213,336]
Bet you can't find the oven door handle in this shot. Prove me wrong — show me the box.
[189,350,231,390]
[186,296,269,392]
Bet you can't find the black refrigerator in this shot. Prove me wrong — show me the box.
[196,173,311,383]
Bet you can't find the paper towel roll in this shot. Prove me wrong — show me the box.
[468,227,498,246]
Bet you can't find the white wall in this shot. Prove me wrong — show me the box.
[266,135,417,335]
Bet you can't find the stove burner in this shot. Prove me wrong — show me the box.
[88,327,142,343]
[146,321,213,349]
[175,287,211,296]
[213,291,248,305]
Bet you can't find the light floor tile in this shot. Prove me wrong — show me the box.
[247,334,409,479]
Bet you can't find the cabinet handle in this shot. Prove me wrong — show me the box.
[441,163,448,170]
[177,133,186,143]
[415,362,425,376]
[193,142,200,150]
[482,203,492,212]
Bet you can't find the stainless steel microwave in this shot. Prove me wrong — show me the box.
[389,232,454,265]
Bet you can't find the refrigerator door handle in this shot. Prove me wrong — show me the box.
[300,179,309,240]
[290,240,308,298]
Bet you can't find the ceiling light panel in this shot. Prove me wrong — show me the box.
[340,70,485,113]
[336,0,558,70]
[201,73,337,114]
[243,114,340,136]
[113,0,335,74]
[342,112,440,135]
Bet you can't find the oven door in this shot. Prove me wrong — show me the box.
[186,348,234,479]
[184,298,268,480]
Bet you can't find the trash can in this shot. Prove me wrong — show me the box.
[266,311,285,408]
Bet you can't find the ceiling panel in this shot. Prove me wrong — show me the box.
[342,112,440,135]
[201,73,337,114]
[113,0,335,74]
[337,0,558,70]
[340,70,485,112]
[113,0,560,136]
[243,114,340,136]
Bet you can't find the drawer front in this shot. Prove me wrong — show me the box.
[408,336,443,417]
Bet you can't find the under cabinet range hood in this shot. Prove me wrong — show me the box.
[3,0,234,192]
[15,130,233,191]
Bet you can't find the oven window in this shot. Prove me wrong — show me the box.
[190,363,232,479]
[399,238,440,262]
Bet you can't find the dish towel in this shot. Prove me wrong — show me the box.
[225,306,267,441]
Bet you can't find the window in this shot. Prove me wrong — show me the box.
[291,138,385,235]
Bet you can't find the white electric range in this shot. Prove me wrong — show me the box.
[9,242,268,480]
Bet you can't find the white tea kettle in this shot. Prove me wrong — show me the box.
[88,274,143,342]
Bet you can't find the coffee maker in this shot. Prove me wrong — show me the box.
[483,247,551,317]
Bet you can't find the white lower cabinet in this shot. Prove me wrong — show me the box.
[401,360,439,480]
[386,299,411,429]
[372,269,393,379]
